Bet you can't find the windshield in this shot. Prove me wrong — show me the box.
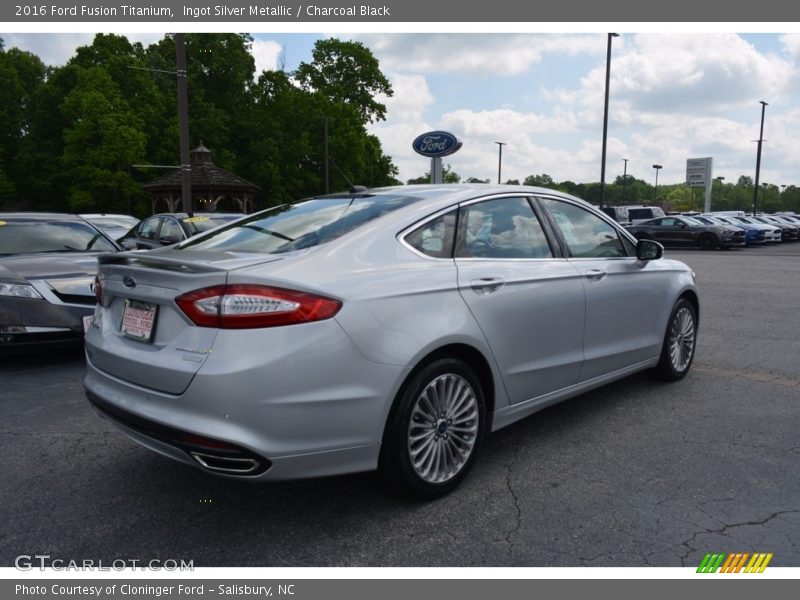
[0,219,119,256]
[179,195,419,254]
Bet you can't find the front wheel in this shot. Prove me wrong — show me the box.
[379,358,486,499]
[698,234,717,250]
[652,298,697,381]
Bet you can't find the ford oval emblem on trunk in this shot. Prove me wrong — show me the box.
[412,131,463,158]
[123,275,136,288]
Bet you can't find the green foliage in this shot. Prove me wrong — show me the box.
[0,33,399,213]
[295,38,393,124]
[465,177,490,183]
[523,173,554,187]
[407,164,461,184]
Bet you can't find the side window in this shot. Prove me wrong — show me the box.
[137,217,160,241]
[456,197,553,259]
[404,211,457,258]
[541,199,627,258]
[159,218,184,242]
[660,218,677,227]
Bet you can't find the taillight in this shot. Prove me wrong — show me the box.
[94,275,103,304]
[175,284,342,329]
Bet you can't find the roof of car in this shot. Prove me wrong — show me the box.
[0,212,88,220]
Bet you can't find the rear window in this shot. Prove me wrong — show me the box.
[0,219,118,256]
[179,195,418,254]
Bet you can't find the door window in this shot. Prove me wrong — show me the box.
[541,199,627,258]
[456,197,553,259]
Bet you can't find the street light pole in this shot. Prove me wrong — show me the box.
[652,164,662,203]
[621,158,629,203]
[495,141,506,184]
[715,176,725,207]
[599,33,620,211]
[753,100,768,216]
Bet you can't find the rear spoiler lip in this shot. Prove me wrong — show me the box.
[97,251,225,273]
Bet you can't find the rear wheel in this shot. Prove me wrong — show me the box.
[698,233,717,250]
[379,358,486,499]
[652,298,697,381]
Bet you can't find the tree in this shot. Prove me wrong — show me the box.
[295,38,393,124]
[465,177,490,184]
[407,164,460,184]
[523,173,554,187]
[60,66,147,211]
[737,175,753,187]
[0,44,46,205]
[505,179,520,185]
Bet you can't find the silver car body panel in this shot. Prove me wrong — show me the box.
[84,185,699,481]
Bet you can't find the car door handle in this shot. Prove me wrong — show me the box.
[470,278,505,294]
[584,269,608,281]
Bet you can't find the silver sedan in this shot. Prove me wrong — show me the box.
[84,185,699,498]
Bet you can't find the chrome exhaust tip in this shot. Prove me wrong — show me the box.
[190,452,261,475]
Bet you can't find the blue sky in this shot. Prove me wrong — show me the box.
[4,31,800,187]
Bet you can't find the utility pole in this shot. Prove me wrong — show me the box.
[599,33,620,210]
[176,33,192,213]
[323,116,330,194]
[495,142,506,184]
[752,101,768,216]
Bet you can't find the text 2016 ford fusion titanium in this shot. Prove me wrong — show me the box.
[84,185,699,498]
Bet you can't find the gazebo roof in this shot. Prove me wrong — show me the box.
[142,143,260,193]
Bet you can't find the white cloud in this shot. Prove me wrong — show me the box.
[251,39,284,75]
[1,33,163,66]
[356,33,602,76]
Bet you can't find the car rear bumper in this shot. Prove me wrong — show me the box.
[83,326,407,481]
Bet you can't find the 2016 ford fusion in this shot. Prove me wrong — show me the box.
[83,185,699,498]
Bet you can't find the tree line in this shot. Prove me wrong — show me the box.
[0,34,399,216]
[410,168,800,214]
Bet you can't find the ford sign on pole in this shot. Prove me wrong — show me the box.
[412,131,462,184]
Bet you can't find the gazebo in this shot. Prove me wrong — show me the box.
[142,143,260,214]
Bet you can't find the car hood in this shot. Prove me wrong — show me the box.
[0,253,101,281]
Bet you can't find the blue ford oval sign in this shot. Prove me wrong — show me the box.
[412,131,462,158]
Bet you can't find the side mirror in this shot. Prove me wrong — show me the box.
[636,239,663,261]
[159,235,179,246]
[120,239,137,251]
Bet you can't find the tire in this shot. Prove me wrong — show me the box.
[379,358,486,499]
[652,298,697,381]
[698,233,717,250]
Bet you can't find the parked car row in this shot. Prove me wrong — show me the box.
[0,211,239,351]
[623,211,800,250]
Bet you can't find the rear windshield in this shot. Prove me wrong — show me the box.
[0,219,119,256]
[178,195,418,254]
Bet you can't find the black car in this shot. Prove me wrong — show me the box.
[119,212,244,250]
[0,213,121,350]
[627,215,746,250]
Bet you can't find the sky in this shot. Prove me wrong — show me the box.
[3,31,800,188]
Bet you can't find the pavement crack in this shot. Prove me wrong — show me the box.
[503,434,523,560]
[678,510,800,566]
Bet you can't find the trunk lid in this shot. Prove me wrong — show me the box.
[85,250,284,395]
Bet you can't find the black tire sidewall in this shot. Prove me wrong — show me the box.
[380,358,486,499]
[655,298,697,380]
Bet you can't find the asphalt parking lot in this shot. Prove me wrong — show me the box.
[2,243,799,567]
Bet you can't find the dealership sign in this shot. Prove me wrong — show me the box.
[686,157,713,187]
[412,131,463,158]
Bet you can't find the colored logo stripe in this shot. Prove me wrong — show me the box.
[697,552,773,573]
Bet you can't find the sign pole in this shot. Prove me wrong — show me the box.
[703,157,713,213]
[431,158,443,184]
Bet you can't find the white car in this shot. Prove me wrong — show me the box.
[725,216,782,243]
